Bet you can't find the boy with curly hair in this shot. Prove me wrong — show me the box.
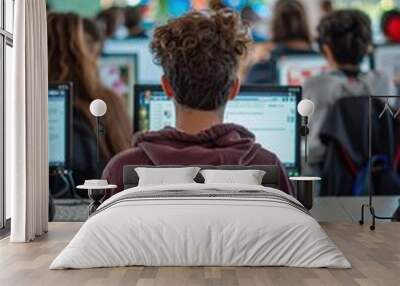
[103,9,293,195]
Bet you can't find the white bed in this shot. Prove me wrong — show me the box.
[50,183,350,269]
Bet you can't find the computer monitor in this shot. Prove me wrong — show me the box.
[48,82,72,169]
[277,54,372,86]
[374,44,400,95]
[103,39,163,84]
[99,53,138,117]
[134,85,301,175]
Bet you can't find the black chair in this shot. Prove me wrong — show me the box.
[319,96,400,196]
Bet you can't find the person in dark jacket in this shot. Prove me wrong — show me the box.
[102,9,293,195]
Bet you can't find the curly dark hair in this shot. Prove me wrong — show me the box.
[318,10,372,66]
[151,9,250,111]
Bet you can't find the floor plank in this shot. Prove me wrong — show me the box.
[0,222,399,286]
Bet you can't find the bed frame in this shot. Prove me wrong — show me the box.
[123,165,280,190]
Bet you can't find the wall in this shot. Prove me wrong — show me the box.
[47,0,101,17]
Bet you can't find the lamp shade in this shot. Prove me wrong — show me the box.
[297,99,315,117]
[90,99,107,117]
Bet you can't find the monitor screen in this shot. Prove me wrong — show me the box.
[103,39,163,84]
[374,44,400,95]
[48,83,72,168]
[99,54,138,117]
[278,54,372,86]
[134,85,301,174]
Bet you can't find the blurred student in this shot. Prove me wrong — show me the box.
[303,10,396,165]
[47,13,132,187]
[241,6,267,42]
[125,6,147,38]
[209,0,226,11]
[320,0,334,17]
[97,7,126,39]
[103,9,293,195]
[381,9,400,43]
[244,0,314,84]
[83,18,104,58]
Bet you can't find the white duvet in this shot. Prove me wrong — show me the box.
[50,183,350,269]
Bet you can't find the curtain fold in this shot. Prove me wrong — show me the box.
[8,0,48,242]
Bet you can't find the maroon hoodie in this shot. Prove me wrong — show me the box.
[102,123,293,195]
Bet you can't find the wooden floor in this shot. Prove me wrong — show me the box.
[0,222,399,286]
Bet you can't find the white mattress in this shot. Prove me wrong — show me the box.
[50,183,350,269]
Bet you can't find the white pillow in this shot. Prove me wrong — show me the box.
[135,167,201,186]
[200,169,266,185]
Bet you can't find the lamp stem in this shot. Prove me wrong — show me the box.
[305,130,308,164]
[303,116,309,165]
[96,117,100,179]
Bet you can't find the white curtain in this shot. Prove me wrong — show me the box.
[8,0,48,242]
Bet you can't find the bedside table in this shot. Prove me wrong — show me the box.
[289,177,321,210]
[77,184,117,215]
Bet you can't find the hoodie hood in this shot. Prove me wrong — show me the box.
[133,124,264,165]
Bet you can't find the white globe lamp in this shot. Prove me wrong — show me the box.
[297,99,315,164]
[290,99,320,212]
[90,99,107,178]
[297,99,315,117]
[90,99,107,117]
